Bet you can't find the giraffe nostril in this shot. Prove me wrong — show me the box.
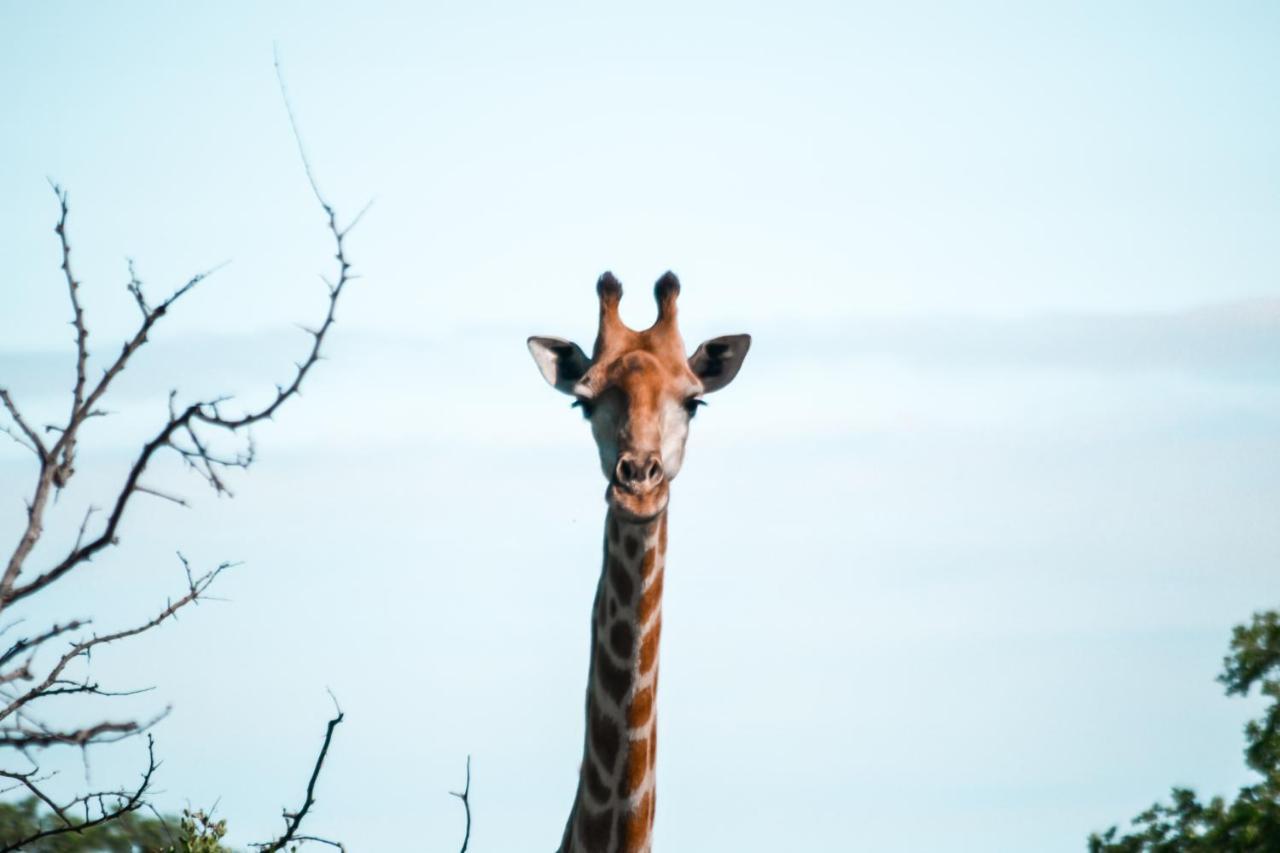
[616,453,663,490]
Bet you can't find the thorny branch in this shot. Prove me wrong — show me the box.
[254,697,345,853]
[0,735,157,852]
[0,59,361,847]
[0,557,228,739]
[54,181,89,491]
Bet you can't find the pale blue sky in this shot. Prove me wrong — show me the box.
[1,2,1279,850]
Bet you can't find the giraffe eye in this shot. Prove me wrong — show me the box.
[572,398,595,419]
[684,398,706,418]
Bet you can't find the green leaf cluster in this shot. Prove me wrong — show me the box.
[1090,610,1280,852]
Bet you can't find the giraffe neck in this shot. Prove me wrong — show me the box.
[559,507,668,853]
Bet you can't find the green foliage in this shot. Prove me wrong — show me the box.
[1089,610,1280,852]
[1221,611,1280,779]
[173,809,230,853]
[0,799,232,852]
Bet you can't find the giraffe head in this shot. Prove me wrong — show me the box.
[528,272,751,522]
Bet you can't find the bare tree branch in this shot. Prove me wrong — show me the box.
[253,698,345,853]
[51,181,89,492]
[0,620,84,672]
[0,735,157,853]
[0,559,228,732]
[0,245,220,610]
[0,718,154,749]
[1,176,352,608]
[290,836,348,851]
[0,57,359,849]
[0,767,72,827]
[0,390,45,459]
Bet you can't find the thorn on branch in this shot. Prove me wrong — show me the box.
[135,485,190,508]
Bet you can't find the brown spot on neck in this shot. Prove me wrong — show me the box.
[629,683,654,728]
[639,546,657,580]
[608,556,634,605]
[638,568,664,625]
[609,621,635,658]
[577,805,613,850]
[622,735,650,797]
[589,699,621,772]
[616,789,655,852]
[595,647,632,705]
[638,613,662,675]
[584,760,611,804]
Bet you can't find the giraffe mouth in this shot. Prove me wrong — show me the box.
[607,481,669,522]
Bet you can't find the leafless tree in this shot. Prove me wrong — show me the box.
[0,85,357,849]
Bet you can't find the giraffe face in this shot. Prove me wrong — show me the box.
[528,272,751,522]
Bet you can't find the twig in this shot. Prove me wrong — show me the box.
[0,389,45,459]
[51,182,88,492]
[451,755,472,853]
[254,697,345,852]
[134,485,190,508]
[0,559,228,729]
[0,735,157,852]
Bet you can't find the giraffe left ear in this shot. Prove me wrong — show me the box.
[689,334,751,393]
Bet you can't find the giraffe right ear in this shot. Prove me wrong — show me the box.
[689,334,751,394]
[527,336,592,395]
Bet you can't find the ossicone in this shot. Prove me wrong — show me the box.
[654,271,680,323]
[597,271,622,303]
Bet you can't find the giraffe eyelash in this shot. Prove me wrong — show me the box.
[684,398,706,417]
[572,398,595,419]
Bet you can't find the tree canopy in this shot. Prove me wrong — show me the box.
[0,799,228,852]
[1090,610,1280,851]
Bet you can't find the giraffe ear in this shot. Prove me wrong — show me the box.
[689,334,751,394]
[527,336,592,395]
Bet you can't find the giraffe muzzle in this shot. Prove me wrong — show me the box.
[608,451,669,521]
[614,451,664,495]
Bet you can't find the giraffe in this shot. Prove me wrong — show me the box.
[527,271,751,853]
